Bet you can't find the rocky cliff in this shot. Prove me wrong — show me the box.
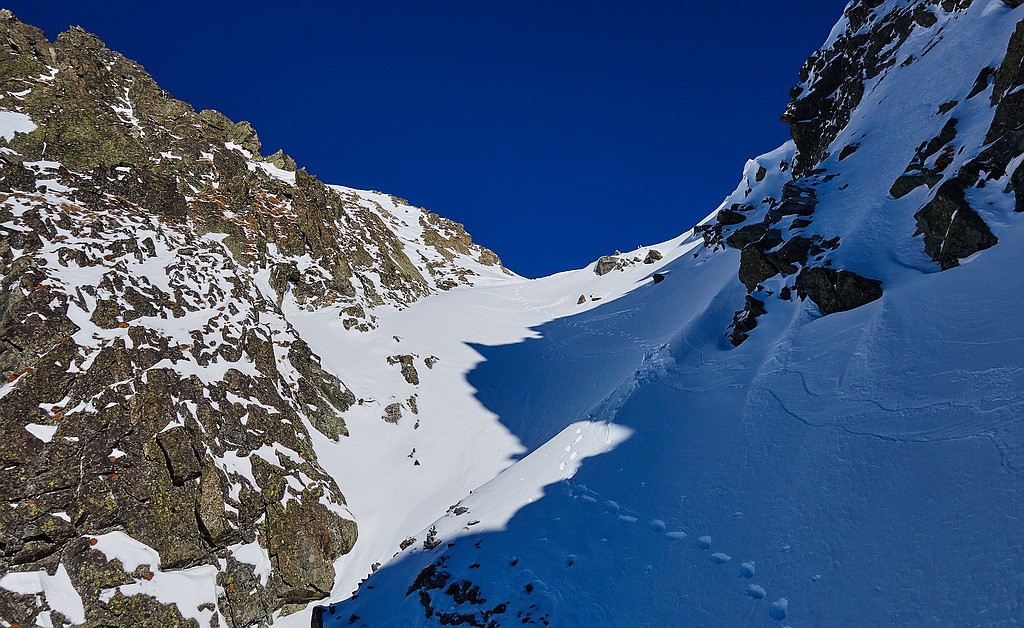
[0,11,508,627]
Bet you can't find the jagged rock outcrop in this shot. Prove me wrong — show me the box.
[0,11,508,626]
[715,0,1024,343]
[726,296,767,347]
[782,0,972,177]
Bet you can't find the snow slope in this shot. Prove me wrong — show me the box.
[294,2,1024,625]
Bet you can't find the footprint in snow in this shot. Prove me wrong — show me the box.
[769,598,788,621]
[566,480,781,616]
[746,584,767,600]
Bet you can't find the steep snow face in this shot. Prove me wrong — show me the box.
[308,1,1024,626]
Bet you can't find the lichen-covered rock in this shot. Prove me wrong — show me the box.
[716,208,747,225]
[0,10,504,626]
[725,224,778,251]
[383,403,404,423]
[890,172,943,199]
[388,354,421,385]
[770,181,818,220]
[594,255,620,275]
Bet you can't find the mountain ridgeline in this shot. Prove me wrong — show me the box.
[1,0,1023,626]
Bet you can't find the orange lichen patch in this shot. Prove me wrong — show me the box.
[52,412,63,422]
[229,582,236,591]
[306,482,316,489]
[108,456,118,463]
[110,473,119,481]
[7,367,33,383]
[89,537,99,546]
[59,201,91,216]
[119,322,130,328]
[144,571,154,581]
[103,253,115,261]
[5,191,44,202]
[51,406,62,413]
[196,192,231,210]
[257,534,264,544]
[166,301,179,308]
[54,337,67,344]
[179,344,191,350]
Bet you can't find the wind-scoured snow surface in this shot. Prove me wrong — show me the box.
[287,2,1024,626]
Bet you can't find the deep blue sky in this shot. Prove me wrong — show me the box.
[13,1,847,277]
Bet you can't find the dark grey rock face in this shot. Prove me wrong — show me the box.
[913,180,998,270]
[781,0,968,176]
[795,267,884,315]
[726,296,767,347]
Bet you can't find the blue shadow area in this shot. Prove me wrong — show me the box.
[319,251,795,626]
[321,232,1024,626]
